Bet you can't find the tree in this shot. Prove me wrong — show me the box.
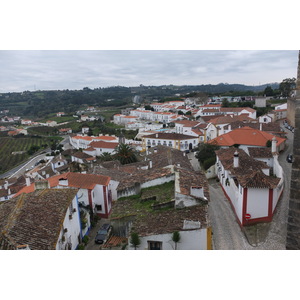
[279,78,296,98]
[264,86,274,97]
[114,143,138,165]
[266,140,272,148]
[195,143,220,167]
[144,105,154,111]
[99,152,114,162]
[172,231,181,250]
[222,98,230,107]
[130,232,141,250]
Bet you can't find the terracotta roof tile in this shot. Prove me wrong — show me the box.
[0,189,78,250]
[248,147,273,158]
[89,141,119,149]
[209,127,286,147]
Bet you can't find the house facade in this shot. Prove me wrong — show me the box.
[70,135,119,149]
[142,132,199,152]
[15,172,116,219]
[215,146,284,226]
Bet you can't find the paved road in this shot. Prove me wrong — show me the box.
[0,150,50,179]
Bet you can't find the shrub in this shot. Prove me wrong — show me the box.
[77,244,85,250]
[82,235,89,245]
[203,157,216,171]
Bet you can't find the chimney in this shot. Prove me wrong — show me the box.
[271,137,277,153]
[59,177,69,186]
[259,123,262,131]
[34,180,50,190]
[25,177,30,186]
[4,181,8,190]
[154,148,157,153]
[156,133,158,138]
[233,151,239,168]
[149,160,152,169]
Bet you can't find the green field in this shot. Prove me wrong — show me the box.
[38,115,76,124]
[0,137,51,174]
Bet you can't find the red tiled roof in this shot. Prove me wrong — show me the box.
[220,107,255,113]
[102,236,128,248]
[48,172,111,189]
[209,127,286,147]
[89,141,119,149]
[174,120,202,127]
[15,172,111,196]
[202,109,220,113]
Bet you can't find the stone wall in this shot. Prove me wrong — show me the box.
[286,50,300,249]
[287,98,296,127]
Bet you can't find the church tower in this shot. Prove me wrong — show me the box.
[286,50,300,249]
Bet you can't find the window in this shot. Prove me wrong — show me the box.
[148,241,162,250]
[96,204,102,211]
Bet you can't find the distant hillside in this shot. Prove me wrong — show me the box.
[0,83,279,118]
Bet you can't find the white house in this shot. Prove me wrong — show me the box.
[215,145,284,226]
[70,135,119,149]
[142,132,199,152]
[21,119,32,125]
[0,188,83,250]
[15,172,118,219]
[258,114,273,123]
[45,120,57,127]
[84,141,119,156]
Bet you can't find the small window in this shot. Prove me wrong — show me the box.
[96,204,102,211]
[148,241,162,250]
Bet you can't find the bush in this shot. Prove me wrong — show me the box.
[203,157,216,171]
[77,244,85,250]
[82,235,89,245]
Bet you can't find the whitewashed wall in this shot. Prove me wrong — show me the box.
[246,188,269,219]
[128,229,208,250]
[55,194,81,250]
[93,184,106,214]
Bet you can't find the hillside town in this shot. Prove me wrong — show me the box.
[0,84,295,250]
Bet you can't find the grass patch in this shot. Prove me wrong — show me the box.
[38,115,76,124]
[111,181,175,219]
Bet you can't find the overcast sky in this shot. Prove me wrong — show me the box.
[0,50,298,93]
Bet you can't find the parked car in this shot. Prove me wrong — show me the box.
[95,224,112,244]
[287,154,293,163]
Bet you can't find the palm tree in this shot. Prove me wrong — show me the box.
[99,152,113,162]
[115,143,138,165]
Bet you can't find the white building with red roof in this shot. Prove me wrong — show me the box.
[208,127,286,152]
[15,172,118,219]
[174,120,206,142]
[70,135,119,149]
[84,140,119,156]
[215,145,284,226]
[113,114,138,125]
